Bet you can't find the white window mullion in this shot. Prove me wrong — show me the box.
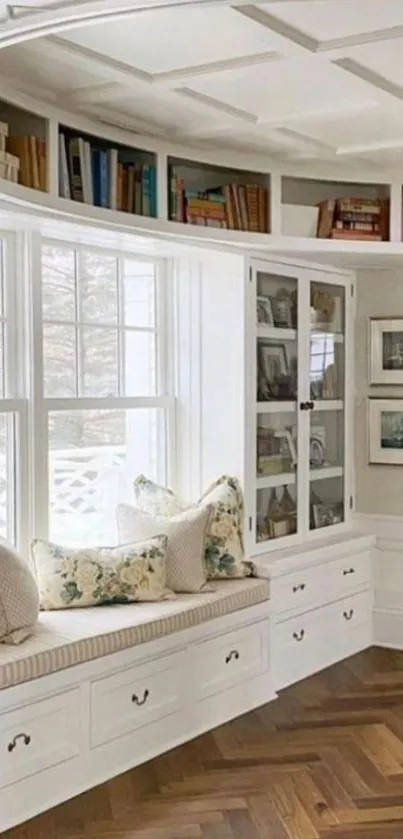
[29,231,49,541]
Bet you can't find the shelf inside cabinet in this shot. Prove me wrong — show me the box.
[256,401,297,414]
[257,326,296,341]
[256,473,296,490]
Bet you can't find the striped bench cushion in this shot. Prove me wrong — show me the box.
[0,578,270,690]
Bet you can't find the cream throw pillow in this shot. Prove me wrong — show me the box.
[117,504,212,593]
[132,474,257,580]
[0,541,39,644]
[31,536,173,610]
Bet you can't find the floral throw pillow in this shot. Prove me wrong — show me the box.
[133,475,187,518]
[31,536,173,610]
[132,474,257,580]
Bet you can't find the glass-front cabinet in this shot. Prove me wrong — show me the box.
[249,260,351,553]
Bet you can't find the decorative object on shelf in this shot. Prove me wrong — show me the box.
[322,363,337,399]
[271,288,294,328]
[368,398,403,464]
[369,318,403,384]
[309,427,326,468]
[256,426,296,476]
[256,295,274,326]
[59,130,156,215]
[316,196,389,242]
[312,501,343,529]
[258,342,296,401]
[7,132,46,191]
[265,485,297,539]
[310,288,342,334]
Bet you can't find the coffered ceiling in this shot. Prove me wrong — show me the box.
[2,0,403,166]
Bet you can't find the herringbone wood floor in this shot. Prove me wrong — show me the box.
[7,647,403,839]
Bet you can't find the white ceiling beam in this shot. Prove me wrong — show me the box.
[317,24,403,54]
[334,58,403,106]
[153,50,284,87]
[46,34,151,83]
[234,5,319,54]
[336,138,403,157]
[175,87,257,123]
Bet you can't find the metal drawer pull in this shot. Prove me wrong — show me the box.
[292,630,305,642]
[7,733,31,753]
[131,689,149,706]
[343,609,354,621]
[292,583,306,593]
[225,649,240,663]
[343,568,355,576]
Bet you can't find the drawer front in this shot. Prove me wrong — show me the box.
[0,689,81,789]
[333,591,373,635]
[273,551,371,616]
[91,651,183,748]
[192,620,268,700]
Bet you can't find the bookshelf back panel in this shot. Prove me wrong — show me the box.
[282,177,390,208]
[0,100,47,141]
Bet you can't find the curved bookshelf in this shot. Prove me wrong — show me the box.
[0,81,403,264]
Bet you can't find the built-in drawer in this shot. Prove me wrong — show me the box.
[0,689,81,789]
[273,591,372,690]
[90,651,184,749]
[272,551,371,616]
[191,620,268,700]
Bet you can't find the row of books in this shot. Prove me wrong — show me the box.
[169,170,269,232]
[0,120,46,190]
[59,133,157,216]
[317,197,388,241]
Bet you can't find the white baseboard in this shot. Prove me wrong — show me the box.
[355,513,403,649]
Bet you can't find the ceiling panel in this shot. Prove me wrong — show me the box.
[186,58,379,120]
[61,6,280,74]
[262,0,403,41]
[351,38,403,89]
[0,43,103,92]
[285,109,403,148]
[95,90,225,135]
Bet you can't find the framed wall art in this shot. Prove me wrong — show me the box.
[369,318,403,384]
[368,398,403,464]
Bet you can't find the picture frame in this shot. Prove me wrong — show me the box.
[258,342,289,400]
[369,318,403,384]
[270,290,294,329]
[256,295,274,326]
[368,398,403,464]
[312,502,343,529]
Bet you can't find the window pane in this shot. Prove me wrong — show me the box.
[122,259,155,328]
[81,327,118,397]
[48,408,163,545]
[0,413,15,544]
[81,252,117,324]
[43,324,77,397]
[123,330,156,396]
[42,246,76,321]
[0,239,4,318]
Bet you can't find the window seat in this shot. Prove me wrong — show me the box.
[0,577,270,690]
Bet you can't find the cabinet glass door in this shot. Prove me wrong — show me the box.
[309,281,345,532]
[255,270,299,544]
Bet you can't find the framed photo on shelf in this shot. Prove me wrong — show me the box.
[271,289,294,329]
[312,502,343,529]
[258,342,289,400]
[368,398,403,464]
[256,296,274,326]
[369,318,403,384]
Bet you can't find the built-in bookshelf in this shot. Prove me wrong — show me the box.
[168,157,271,233]
[0,98,47,192]
[59,125,157,216]
[281,177,390,241]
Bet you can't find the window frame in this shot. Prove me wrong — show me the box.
[30,234,175,544]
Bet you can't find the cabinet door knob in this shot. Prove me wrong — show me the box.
[343,568,355,576]
[7,733,31,753]
[307,401,315,410]
[343,609,354,621]
[225,649,240,664]
[299,401,308,411]
[292,629,305,642]
[292,583,306,593]
[131,689,149,706]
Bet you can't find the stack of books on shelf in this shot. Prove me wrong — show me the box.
[169,169,269,232]
[59,133,156,216]
[316,197,388,241]
[6,130,46,191]
[0,121,20,185]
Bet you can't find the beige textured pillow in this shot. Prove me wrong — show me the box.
[117,504,213,593]
[0,542,39,644]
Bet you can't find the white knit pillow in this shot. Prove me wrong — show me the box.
[0,541,39,644]
[117,504,212,593]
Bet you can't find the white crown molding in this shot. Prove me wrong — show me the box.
[176,87,257,123]
[234,5,318,54]
[318,24,403,54]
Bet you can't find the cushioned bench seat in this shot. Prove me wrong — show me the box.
[0,577,270,690]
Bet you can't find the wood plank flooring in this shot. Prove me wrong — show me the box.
[7,647,403,839]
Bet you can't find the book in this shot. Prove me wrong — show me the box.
[59,134,70,199]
